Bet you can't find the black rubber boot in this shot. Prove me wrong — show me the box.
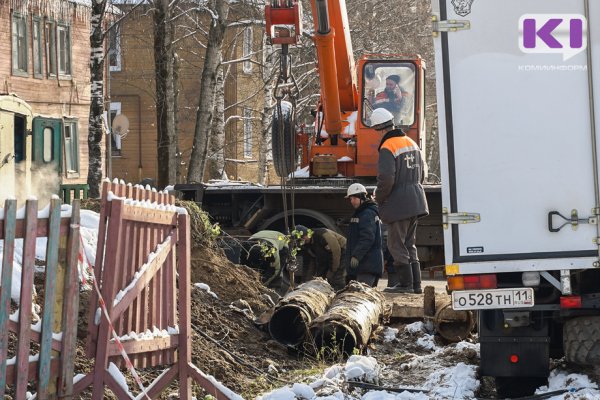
[386,264,399,288]
[411,261,422,294]
[384,263,413,293]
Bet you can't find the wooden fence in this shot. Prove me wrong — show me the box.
[0,198,81,399]
[77,181,232,399]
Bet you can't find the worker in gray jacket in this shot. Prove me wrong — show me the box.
[295,225,347,290]
[371,108,429,293]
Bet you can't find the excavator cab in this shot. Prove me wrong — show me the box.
[361,61,417,128]
[352,56,426,177]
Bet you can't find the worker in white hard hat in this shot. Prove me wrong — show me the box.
[372,108,429,294]
[343,183,384,287]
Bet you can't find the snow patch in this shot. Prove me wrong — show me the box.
[345,355,379,383]
[422,362,479,399]
[194,283,219,299]
[536,369,600,399]
[288,166,310,178]
[405,321,424,334]
[107,362,133,398]
[416,334,437,351]
[343,111,358,136]
[383,327,398,342]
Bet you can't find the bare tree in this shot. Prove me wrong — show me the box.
[207,64,226,179]
[153,0,180,188]
[187,0,230,183]
[88,0,110,197]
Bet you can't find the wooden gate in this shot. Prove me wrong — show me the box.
[78,181,234,399]
[0,198,81,399]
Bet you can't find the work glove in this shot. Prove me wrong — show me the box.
[350,257,359,270]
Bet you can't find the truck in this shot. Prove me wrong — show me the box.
[433,0,600,396]
[176,0,444,269]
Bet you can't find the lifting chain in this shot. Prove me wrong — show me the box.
[273,41,300,290]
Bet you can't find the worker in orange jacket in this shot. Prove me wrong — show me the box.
[371,108,429,293]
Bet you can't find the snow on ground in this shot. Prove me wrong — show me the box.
[255,322,600,400]
[258,353,478,400]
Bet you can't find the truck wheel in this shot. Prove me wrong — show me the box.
[495,377,547,398]
[272,101,295,177]
[564,316,600,365]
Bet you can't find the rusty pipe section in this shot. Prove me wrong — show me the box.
[309,281,386,358]
[268,279,335,346]
[434,301,475,343]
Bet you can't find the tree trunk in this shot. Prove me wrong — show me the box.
[153,0,178,188]
[207,64,225,180]
[187,0,230,183]
[258,37,274,185]
[174,53,182,182]
[87,0,108,198]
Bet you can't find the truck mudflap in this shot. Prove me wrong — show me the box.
[479,310,549,378]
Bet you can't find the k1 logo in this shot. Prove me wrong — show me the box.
[519,14,587,61]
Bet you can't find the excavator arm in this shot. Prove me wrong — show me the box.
[266,0,358,135]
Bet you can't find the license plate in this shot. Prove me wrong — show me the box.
[452,288,534,310]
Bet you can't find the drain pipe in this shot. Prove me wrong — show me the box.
[309,281,386,358]
[268,279,335,347]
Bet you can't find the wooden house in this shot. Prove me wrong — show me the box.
[0,0,103,202]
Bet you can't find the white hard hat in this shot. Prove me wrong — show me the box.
[370,108,394,130]
[345,183,367,198]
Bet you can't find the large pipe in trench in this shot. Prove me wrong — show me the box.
[268,279,335,347]
[308,281,387,358]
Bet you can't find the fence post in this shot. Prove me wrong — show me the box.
[59,200,81,398]
[38,198,62,398]
[0,199,17,398]
[16,200,39,398]
[178,213,192,398]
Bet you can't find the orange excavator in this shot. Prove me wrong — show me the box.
[265,0,427,178]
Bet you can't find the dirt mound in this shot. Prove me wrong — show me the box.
[191,247,278,313]
[190,287,306,397]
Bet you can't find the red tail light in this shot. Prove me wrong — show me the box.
[448,274,497,291]
[560,296,582,309]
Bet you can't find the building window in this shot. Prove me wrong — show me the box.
[12,13,28,75]
[43,127,54,162]
[243,108,252,158]
[46,21,56,76]
[32,17,43,77]
[64,120,80,176]
[109,24,121,72]
[110,102,122,156]
[57,24,71,76]
[243,27,252,74]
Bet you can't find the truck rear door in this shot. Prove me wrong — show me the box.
[432,0,600,273]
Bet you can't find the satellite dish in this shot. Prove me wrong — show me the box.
[112,114,130,139]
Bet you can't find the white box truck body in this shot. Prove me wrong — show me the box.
[432,0,600,396]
